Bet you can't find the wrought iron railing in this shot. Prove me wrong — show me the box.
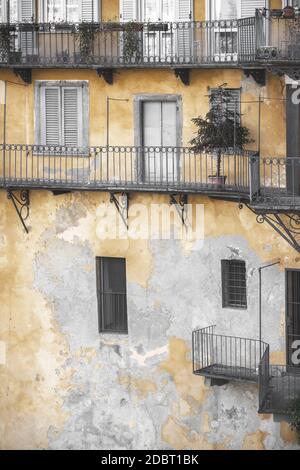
[259,364,300,414]
[192,326,269,383]
[256,10,300,62]
[0,19,256,67]
[0,144,251,195]
[250,155,300,208]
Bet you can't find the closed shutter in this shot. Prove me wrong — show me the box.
[62,87,81,147]
[44,87,61,146]
[176,0,192,61]
[240,0,268,18]
[20,0,34,55]
[210,88,241,122]
[81,0,98,21]
[120,0,138,21]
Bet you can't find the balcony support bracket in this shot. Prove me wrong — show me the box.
[241,203,300,253]
[170,194,188,227]
[13,68,32,85]
[174,68,190,86]
[7,189,30,234]
[97,68,114,85]
[243,69,266,87]
[110,192,129,230]
[267,66,300,81]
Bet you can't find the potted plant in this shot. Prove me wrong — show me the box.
[283,6,295,19]
[190,86,252,186]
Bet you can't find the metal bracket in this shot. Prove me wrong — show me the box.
[243,69,266,87]
[7,189,30,234]
[170,194,188,227]
[174,68,190,86]
[96,68,114,85]
[110,192,129,230]
[240,203,300,253]
[267,66,300,81]
[13,68,32,84]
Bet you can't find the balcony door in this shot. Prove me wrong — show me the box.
[286,270,300,372]
[207,0,268,62]
[121,0,193,62]
[142,100,178,183]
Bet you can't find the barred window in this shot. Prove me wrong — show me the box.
[221,259,247,309]
[96,257,128,334]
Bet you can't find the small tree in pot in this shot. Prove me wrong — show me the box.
[190,86,252,185]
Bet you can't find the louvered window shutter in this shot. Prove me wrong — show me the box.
[62,87,82,147]
[176,0,192,61]
[240,0,268,18]
[81,0,98,22]
[20,0,34,55]
[210,88,241,123]
[120,0,138,21]
[43,87,61,146]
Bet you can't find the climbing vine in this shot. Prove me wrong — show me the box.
[77,22,95,61]
[122,21,141,63]
[0,24,11,61]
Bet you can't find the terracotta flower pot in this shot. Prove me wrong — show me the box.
[208,175,227,186]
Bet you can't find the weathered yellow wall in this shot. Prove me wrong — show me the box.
[0,68,286,158]
[0,189,299,449]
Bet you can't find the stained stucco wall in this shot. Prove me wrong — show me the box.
[0,189,299,450]
[0,68,286,158]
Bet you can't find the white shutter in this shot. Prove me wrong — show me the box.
[20,0,34,21]
[177,0,192,21]
[120,0,138,21]
[176,0,193,61]
[63,87,82,147]
[81,0,98,22]
[20,0,34,55]
[43,87,61,146]
[240,0,268,18]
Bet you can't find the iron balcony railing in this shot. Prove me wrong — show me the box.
[192,326,269,383]
[0,144,251,196]
[0,19,256,67]
[256,10,300,63]
[250,155,300,209]
[259,364,300,414]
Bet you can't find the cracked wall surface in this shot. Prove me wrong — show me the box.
[0,190,299,450]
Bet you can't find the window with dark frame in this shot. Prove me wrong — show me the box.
[96,257,128,334]
[210,88,241,123]
[221,259,247,309]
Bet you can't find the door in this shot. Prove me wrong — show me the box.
[142,100,178,183]
[286,270,300,371]
[142,0,174,62]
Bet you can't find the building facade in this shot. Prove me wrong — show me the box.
[0,0,300,450]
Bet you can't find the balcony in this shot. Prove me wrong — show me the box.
[256,10,300,65]
[259,347,300,415]
[0,144,251,198]
[0,19,256,70]
[250,155,300,211]
[193,327,300,416]
[192,326,268,383]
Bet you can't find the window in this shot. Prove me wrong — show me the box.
[96,257,128,334]
[40,0,99,22]
[210,88,241,122]
[35,81,89,148]
[207,1,269,21]
[221,259,247,309]
[0,0,32,22]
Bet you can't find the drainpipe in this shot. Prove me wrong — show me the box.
[258,259,281,347]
